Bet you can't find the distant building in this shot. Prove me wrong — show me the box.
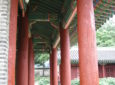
[58,48,115,80]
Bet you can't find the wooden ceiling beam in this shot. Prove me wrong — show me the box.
[53,5,77,48]
[19,0,25,17]
[94,0,102,10]
[53,0,105,48]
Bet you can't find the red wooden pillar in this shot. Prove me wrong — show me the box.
[59,64,62,82]
[102,65,106,78]
[8,0,18,85]
[59,64,62,84]
[28,38,35,85]
[60,28,71,85]
[16,15,29,85]
[52,48,58,85]
[77,0,99,85]
[50,53,53,85]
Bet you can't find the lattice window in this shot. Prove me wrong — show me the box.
[105,66,114,77]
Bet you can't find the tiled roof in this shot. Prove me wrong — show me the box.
[58,47,115,64]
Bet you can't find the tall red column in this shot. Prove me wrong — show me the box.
[16,15,29,85]
[60,28,71,85]
[77,0,99,85]
[8,0,18,85]
[28,38,35,85]
[50,53,53,85]
[59,64,62,83]
[102,65,106,78]
[52,48,58,85]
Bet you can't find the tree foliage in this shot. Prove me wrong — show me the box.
[96,17,115,47]
[34,53,49,64]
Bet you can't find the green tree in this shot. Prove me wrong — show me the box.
[96,17,115,47]
[34,53,49,64]
[34,53,49,76]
